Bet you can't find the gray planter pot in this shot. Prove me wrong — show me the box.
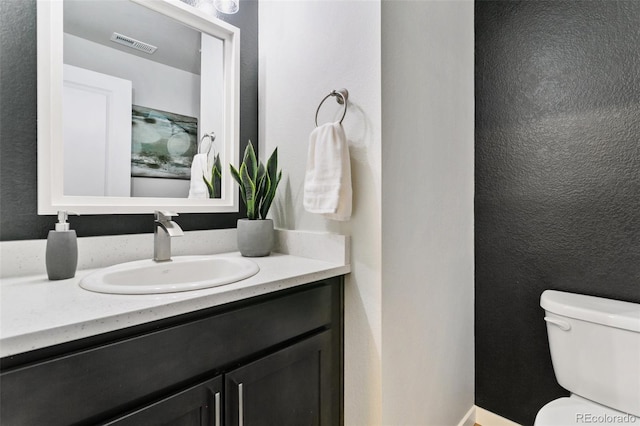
[237,219,274,257]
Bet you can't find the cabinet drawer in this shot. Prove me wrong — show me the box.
[0,283,334,426]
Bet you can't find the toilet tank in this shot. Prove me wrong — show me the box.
[540,290,640,417]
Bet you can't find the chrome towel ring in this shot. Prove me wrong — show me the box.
[199,132,216,155]
[315,88,349,127]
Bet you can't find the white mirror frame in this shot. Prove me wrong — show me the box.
[37,0,240,214]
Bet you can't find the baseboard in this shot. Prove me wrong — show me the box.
[475,406,523,426]
[456,406,476,426]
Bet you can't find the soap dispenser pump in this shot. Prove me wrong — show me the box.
[46,211,79,280]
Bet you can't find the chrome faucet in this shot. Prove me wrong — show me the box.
[153,211,184,262]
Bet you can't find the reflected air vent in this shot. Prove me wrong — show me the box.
[110,32,157,54]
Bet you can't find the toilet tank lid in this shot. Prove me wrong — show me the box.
[540,290,640,332]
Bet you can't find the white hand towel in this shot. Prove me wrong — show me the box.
[188,153,209,199]
[303,122,352,221]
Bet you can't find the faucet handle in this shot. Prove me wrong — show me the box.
[155,211,179,221]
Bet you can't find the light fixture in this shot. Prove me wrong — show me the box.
[214,0,239,14]
[182,0,239,15]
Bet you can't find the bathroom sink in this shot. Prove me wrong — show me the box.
[80,255,260,294]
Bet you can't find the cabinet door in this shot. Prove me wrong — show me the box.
[225,331,336,426]
[105,376,223,426]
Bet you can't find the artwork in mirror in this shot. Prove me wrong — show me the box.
[130,106,199,190]
[37,0,240,214]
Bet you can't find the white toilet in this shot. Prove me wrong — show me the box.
[535,290,640,425]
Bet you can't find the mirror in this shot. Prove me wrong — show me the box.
[37,0,240,214]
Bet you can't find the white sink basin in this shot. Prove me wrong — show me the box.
[80,255,260,294]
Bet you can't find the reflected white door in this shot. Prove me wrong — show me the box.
[63,64,132,196]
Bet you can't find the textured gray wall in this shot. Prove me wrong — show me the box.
[475,1,640,425]
[0,0,257,240]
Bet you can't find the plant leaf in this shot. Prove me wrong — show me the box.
[229,163,245,204]
[229,163,242,186]
[255,162,266,211]
[208,153,222,198]
[240,162,257,219]
[214,161,222,199]
[259,173,271,219]
[243,141,258,183]
[212,154,222,178]
[259,169,271,218]
[260,148,281,219]
[203,175,214,198]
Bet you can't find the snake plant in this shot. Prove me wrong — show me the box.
[230,141,282,220]
[203,153,222,198]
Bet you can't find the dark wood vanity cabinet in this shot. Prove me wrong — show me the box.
[0,278,343,426]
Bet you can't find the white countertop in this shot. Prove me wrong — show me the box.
[0,251,350,358]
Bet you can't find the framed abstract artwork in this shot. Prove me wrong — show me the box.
[131,105,198,180]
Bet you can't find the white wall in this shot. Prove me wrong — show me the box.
[381,1,475,425]
[260,1,474,424]
[64,33,200,119]
[259,1,382,424]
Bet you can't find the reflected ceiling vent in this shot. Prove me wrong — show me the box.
[110,32,157,54]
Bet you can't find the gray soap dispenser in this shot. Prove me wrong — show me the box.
[46,211,79,280]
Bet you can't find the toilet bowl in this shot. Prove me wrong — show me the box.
[535,396,638,426]
[534,290,640,426]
